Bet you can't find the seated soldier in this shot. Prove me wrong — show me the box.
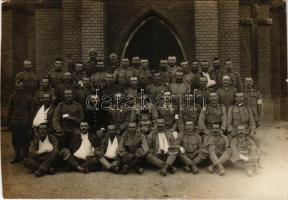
[193,124,231,176]
[230,125,260,177]
[117,122,149,175]
[146,119,179,176]
[95,125,121,173]
[178,121,201,174]
[23,123,58,177]
[59,121,99,173]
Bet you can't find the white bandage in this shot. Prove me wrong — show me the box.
[257,99,263,104]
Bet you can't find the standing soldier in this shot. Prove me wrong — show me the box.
[167,56,182,82]
[23,123,58,177]
[34,78,56,107]
[159,60,171,85]
[113,58,137,89]
[182,61,194,88]
[178,121,201,173]
[53,89,84,148]
[193,124,231,176]
[47,57,65,88]
[146,119,179,176]
[91,60,106,90]
[221,59,243,92]
[15,60,39,95]
[72,62,87,86]
[227,93,256,138]
[137,59,153,89]
[216,76,237,109]
[95,124,121,173]
[243,77,263,128]
[198,93,227,135]
[146,72,169,99]
[191,61,201,90]
[210,58,223,90]
[7,81,34,163]
[117,122,149,174]
[108,53,119,73]
[59,121,99,173]
[84,48,98,77]
[195,76,211,107]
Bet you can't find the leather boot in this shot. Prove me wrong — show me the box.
[159,164,168,176]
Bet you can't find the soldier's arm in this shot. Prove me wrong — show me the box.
[221,105,227,132]
[248,107,256,131]
[52,104,63,133]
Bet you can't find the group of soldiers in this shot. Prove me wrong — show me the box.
[7,48,263,177]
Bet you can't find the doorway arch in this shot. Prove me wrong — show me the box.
[121,14,186,70]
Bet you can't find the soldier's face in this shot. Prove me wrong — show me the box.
[213,60,220,70]
[80,122,89,133]
[110,56,118,65]
[121,59,129,68]
[24,61,32,71]
[64,74,72,82]
[130,79,138,87]
[42,94,51,105]
[181,63,188,72]
[212,126,221,135]
[201,63,209,72]
[82,78,90,87]
[132,58,140,67]
[64,90,73,101]
[185,123,194,132]
[235,94,244,104]
[38,125,48,138]
[141,60,148,68]
[225,61,233,71]
[245,79,253,88]
[153,74,160,83]
[128,125,137,134]
[97,62,104,71]
[41,79,49,89]
[222,79,230,87]
[191,63,199,73]
[15,83,24,91]
[168,58,176,67]
[157,122,165,132]
[55,61,63,70]
[105,75,113,84]
[90,96,99,105]
[175,74,183,83]
[107,128,116,136]
[209,94,218,104]
[89,52,97,59]
[75,64,83,72]
[199,79,207,88]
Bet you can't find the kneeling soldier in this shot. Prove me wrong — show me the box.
[95,125,121,173]
[59,121,98,173]
[117,122,149,174]
[146,119,179,176]
[230,125,260,177]
[194,124,231,176]
[178,121,201,174]
[23,123,58,177]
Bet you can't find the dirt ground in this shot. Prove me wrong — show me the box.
[1,121,288,199]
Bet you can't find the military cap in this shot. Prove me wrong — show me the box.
[109,53,117,59]
[88,48,97,54]
[130,76,138,81]
[128,122,137,127]
[107,125,116,130]
[222,75,231,80]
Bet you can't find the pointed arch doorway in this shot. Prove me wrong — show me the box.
[122,15,186,70]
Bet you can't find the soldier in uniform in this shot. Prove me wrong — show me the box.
[74,76,93,109]
[113,58,137,89]
[137,59,153,89]
[15,60,39,95]
[117,122,149,174]
[169,71,190,101]
[72,62,87,86]
[124,76,141,99]
[193,123,231,176]
[177,121,201,173]
[53,89,84,148]
[181,61,193,87]
[167,56,182,82]
[221,59,243,92]
[101,73,121,97]
[159,59,171,85]
[46,57,65,88]
[146,72,169,99]
[195,76,212,107]
[178,93,202,132]
[34,78,56,107]
[138,120,154,138]
[8,81,35,163]
[243,77,263,128]
[95,125,121,173]
[131,56,141,70]
[108,93,131,134]
[199,60,217,90]
[216,76,237,109]
[230,125,260,177]
[23,123,58,177]
[84,48,98,77]
[55,72,76,104]
[198,93,227,136]
[91,60,106,90]
[108,53,119,73]
[59,121,99,173]
[191,61,201,89]
[227,93,256,138]
[146,119,179,176]
[210,58,223,90]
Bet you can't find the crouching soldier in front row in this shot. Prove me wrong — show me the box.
[178,121,201,174]
[59,121,99,173]
[146,119,179,176]
[117,122,149,174]
[230,125,260,177]
[23,123,58,177]
[193,124,231,176]
[95,125,121,173]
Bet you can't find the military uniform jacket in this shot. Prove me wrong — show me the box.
[113,67,137,87]
[117,132,149,156]
[168,66,182,82]
[146,83,169,98]
[91,71,107,89]
[53,101,84,134]
[7,92,34,127]
[178,130,202,155]
[15,71,39,95]
[198,104,227,133]
[46,68,65,88]
[194,88,211,107]
[169,82,190,96]
[244,88,262,122]
[227,104,255,132]
[203,133,229,155]
[216,86,237,108]
[108,104,131,131]
[159,71,171,85]
[55,82,76,103]
[74,86,93,109]
[156,104,178,128]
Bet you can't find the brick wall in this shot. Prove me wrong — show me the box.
[1,10,14,104]
[81,0,105,62]
[62,0,82,63]
[194,0,218,61]
[218,0,240,71]
[35,8,63,78]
